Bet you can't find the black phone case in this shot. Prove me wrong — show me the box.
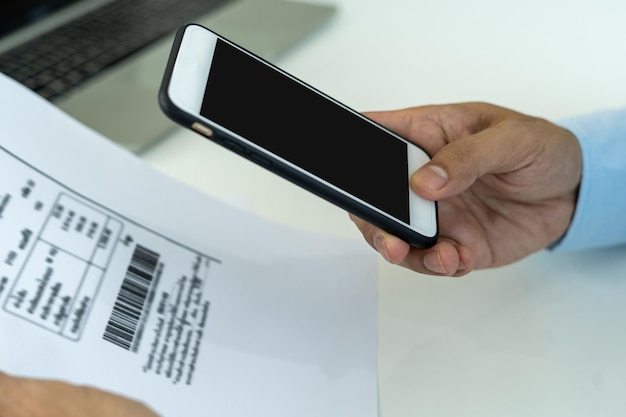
[158,24,438,248]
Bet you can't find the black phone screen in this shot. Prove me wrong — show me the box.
[200,39,411,223]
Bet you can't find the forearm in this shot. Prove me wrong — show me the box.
[552,107,626,251]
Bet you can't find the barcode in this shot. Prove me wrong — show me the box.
[103,244,160,351]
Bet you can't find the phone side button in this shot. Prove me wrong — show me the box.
[191,122,213,138]
[222,139,246,155]
[248,152,273,168]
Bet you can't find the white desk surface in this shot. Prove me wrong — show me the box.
[141,1,626,415]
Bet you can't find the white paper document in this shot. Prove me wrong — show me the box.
[0,74,378,416]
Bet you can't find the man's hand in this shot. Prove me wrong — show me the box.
[351,102,582,276]
[0,372,159,417]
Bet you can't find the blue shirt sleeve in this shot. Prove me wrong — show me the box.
[551,107,626,251]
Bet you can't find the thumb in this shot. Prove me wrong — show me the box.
[411,129,520,200]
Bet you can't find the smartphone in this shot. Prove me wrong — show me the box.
[159,24,438,247]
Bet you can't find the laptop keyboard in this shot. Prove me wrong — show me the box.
[0,0,231,101]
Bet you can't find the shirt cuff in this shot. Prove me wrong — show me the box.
[550,107,626,252]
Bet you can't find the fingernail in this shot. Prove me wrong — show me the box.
[373,233,390,262]
[424,251,447,274]
[414,165,448,192]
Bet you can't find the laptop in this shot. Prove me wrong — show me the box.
[0,0,336,153]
